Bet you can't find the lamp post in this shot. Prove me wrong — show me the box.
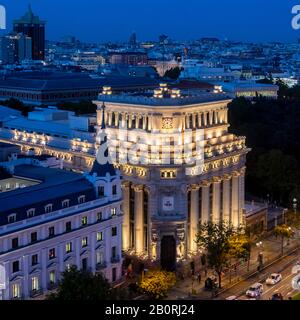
[256,242,264,272]
[293,198,298,214]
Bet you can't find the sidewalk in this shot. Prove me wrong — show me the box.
[166,234,300,300]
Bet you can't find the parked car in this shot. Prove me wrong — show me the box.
[226,295,238,300]
[266,273,282,285]
[246,283,264,298]
[271,293,283,300]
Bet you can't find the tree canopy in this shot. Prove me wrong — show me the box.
[47,266,127,300]
[228,93,300,207]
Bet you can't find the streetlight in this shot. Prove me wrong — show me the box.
[293,198,298,214]
[256,242,264,271]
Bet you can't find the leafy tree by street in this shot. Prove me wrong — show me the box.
[139,270,176,300]
[273,225,294,256]
[196,222,246,288]
[47,266,127,300]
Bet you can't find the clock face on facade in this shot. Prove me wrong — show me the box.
[162,117,174,129]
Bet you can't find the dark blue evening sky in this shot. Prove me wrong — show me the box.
[1,0,300,42]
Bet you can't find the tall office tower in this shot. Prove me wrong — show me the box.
[18,34,32,61]
[13,5,46,61]
[95,84,250,270]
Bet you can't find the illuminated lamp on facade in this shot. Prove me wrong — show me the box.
[171,89,181,98]
[153,89,163,98]
[102,86,112,95]
[214,85,223,93]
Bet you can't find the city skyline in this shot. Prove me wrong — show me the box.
[0,0,300,43]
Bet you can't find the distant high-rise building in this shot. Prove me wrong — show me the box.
[0,33,32,65]
[129,32,137,48]
[17,34,32,61]
[0,34,18,65]
[13,5,46,60]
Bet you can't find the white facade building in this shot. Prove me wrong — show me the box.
[0,146,123,300]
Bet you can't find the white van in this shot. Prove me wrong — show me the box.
[246,283,263,298]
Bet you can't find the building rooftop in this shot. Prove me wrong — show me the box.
[0,165,94,214]
[13,5,46,25]
[0,72,160,92]
[98,91,231,107]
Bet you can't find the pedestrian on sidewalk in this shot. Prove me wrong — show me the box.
[204,268,208,277]
[197,272,202,284]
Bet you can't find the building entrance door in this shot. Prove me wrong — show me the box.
[160,236,176,271]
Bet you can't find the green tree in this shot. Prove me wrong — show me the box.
[139,270,176,300]
[273,225,294,256]
[196,222,240,288]
[56,100,97,115]
[47,266,126,300]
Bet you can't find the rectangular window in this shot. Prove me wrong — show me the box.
[82,237,88,247]
[8,214,16,224]
[97,232,103,242]
[111,208,116,217]
[31,277,39,291]
[62,200,70,208]
[98,186,105,197]
[49,248,56,260]
[31,232,37,243]
[12,283,21,299]
[96,251,104,264]
[49,227,55,238]
[112,185,117,195]
[112,227,117,237]
[12,238,19,249]
[31,254,38,266]
[66,242,72,253]
[97,212,103,221]
[81,216,88,226]
[66,221,72,232]
[112,246,117,259]
[45,204,53,214]
[12,261,19,273]
[78,195,85,204]
[27,209,35,218]
[112,267,117,282]
[49,271,56,284]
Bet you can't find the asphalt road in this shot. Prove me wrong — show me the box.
[217,248,300,300]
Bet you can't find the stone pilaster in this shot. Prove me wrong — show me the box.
[212,177,221,223]
[189,184,200,253]
[121,181,131,251]
[201,181,210,223]
[134,185,144,255]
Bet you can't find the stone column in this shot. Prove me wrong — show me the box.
[22,255,29,298]
[134,185,144,255]
[197,113,202,128]
[222,175,231,223]
[201,181,210,223]
[232,172,240,227]
[121,181,131,251]
[239,167,246,225]
[192,114,196,128]
[189,185,200,253]
[212,177,221,223]
[41,249,47,291]
[204,112,208,126]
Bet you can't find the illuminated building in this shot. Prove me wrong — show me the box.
[95,83,249,270]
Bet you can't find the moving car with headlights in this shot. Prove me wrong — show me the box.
[266,273,282,285]
[246,283,264,298]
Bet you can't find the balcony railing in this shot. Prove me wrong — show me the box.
[111,255,121,264]
[47,282,58,291]
[96,262,107,271]
[30,289,43,298]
